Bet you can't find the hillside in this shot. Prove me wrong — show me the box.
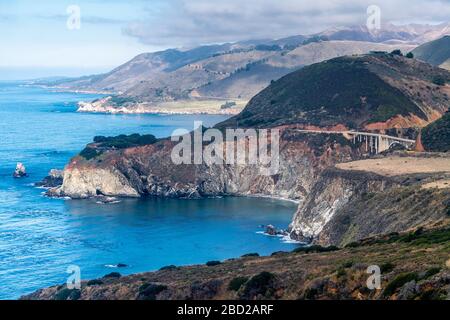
[218,53,450,130]
[413,36,450,70]
[422,110,450,152]
[23,225,450,300]
[49,41,415,106]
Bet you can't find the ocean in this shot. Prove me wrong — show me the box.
[0,82,298,299]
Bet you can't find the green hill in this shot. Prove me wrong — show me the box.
[218,53,450,130]
[413,36,450,70]
[422,111,450,152]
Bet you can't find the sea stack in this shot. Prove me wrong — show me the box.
[13,163,27,178]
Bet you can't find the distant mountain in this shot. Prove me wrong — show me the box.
[218,53,450,130]
[413,36,450,70]
[38,23,450,111]
[316,23,450,44]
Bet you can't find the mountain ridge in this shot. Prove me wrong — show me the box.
[34,23,450,113]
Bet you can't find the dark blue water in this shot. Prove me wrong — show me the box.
[0,82,298,299]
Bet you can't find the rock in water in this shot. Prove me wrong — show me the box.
[13,162,27,178]
[35,169,63,188]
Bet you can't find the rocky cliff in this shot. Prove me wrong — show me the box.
[50,129,358,202]
[48,54,450,247]
[290,164,450,246]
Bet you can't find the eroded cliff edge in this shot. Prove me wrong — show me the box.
[290,158,450,246]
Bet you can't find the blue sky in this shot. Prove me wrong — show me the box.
[1,0,449,79]
[0,0,160,78]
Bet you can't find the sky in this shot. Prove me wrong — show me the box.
[1,0,449,79]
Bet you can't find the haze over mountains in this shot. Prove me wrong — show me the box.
[40,23,450,112]
[413,36,450,70]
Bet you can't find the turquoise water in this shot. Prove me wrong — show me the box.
[0,82,298,299]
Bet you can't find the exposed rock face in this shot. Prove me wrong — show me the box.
[13,162,27,178]
[35,169,63,188]
[290,167,450,246]
[290,169,396,242]
[50,130,358,201]
[49,167,140,199]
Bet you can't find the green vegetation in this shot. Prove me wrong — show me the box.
[220,55,427,129]
[228,277,249,291]
[302,35,329,45]
[93,134,157,148]
[240,272,276,299]
[391,49,403,56]
[422,111,450,152]
[293,245,340,254]
[138,283,167,300]
[86,279,104,286]
[383,272,418,297]
[103,272,121,278]
[255,44,282,51]
[159,265,178,271]
[423,267,441,279]
[432,75,446,86]
[406,52,414,59]
[380,262,395,273]
[80,134,158,160]
[206,261,222,267]
[241,253,260,258]
[54,288,81,300]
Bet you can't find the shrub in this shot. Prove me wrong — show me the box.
[293,245,340,254]
[103,272,121,279]
[303,287,318,300]
[228,277,249,291]
[391,49,403,56]
[206,261,222,267]
[159,265,178,271]
[138,283,167,300]
[432,75,446,86]
[80,134,158,160]
[336,268,346,278]
[383,272,418,297]
[241,272,276,299]
[422,267,441,279]
[406,52,414,59]
[54,288,81,300]
[86,279,104,286]
[79,147,100,160]
[341,261,354,268]
[241,253,260,258]
[380,262,395,273]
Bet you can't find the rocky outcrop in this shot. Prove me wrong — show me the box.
[13,162,27,178]
[49,129,358,201]
[35,169,63,188]
[289,169,396,243]
[290,167,450,246]
[49,167,140,199]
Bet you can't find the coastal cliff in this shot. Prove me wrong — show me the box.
[50,130,358,201]
[290,162,450,246]
[48,54,450,246]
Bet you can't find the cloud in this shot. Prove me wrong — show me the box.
[123,0,450,46]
